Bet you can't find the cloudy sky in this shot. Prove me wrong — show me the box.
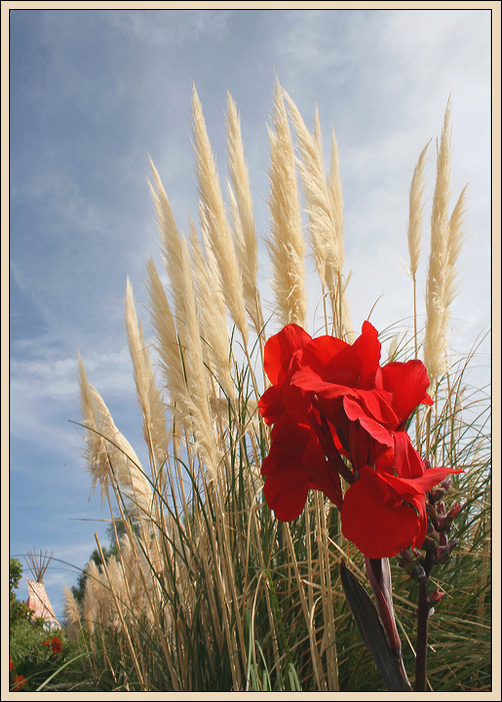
[7,7,493,618]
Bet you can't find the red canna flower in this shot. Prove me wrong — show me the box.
[11,673,26,691]
[259,322,462,558]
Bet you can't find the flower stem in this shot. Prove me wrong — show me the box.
[415,577,430,691]
[415,545,435,692]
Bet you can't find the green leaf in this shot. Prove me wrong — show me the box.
[340,561,411,692]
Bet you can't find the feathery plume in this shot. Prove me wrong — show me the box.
[444,184,468,309]
[147,160,219,472]
[145,258,185,420]
[313,105,323,158]
[78,353,153,519]
[328,125,353,340]
[125,277,169,475]
[189,216,235,401]
[407,140,430,358]
[225,93,264,335]
[424,99,454,383]
[266,80,308,328]
[284,89,352,338]
[147,157,184,300]
[63,585,82,640]
[177,233,220,474]
[407,141,430,278]
[191,84,249,344]
[81,559,104,635]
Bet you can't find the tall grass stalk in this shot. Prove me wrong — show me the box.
[68,85,491,691]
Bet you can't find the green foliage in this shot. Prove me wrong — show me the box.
[9,625,92,692]
[10,558,33,627]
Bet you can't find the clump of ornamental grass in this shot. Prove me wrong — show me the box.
[67,83,491,692]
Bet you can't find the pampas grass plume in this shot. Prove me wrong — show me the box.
[191,84,249,344]
[125,277,169,474]
[266,80,307,328]
[407,140,430,279]
[424,99,454,383]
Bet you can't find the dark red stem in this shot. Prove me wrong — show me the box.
[415,578,430,691]
[415,547,434,691]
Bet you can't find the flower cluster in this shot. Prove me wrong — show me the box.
[10,658,26,691]
[10,634,64,691]
[41,635,63,655]
[258,321,462,558]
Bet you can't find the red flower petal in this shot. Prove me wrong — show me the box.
[258,385,285,425]
[304,432,343,509]
[343,391,398,429]
[379,360,433,425]
[263,324,312,385]
[341,470,420,558]
[377,462,464,496]
[291,322,383,398]
[392,431,425,478]
[350,320,382,387]
[299,335,350,381]
[262,464,310,521]
[261,411,343,517]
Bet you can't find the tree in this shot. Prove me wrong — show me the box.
[10,558,31,626]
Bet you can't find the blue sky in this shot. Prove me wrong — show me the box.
[7,7,493,619]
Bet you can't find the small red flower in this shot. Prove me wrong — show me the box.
[50,636,63,654]
[42,635,62,654]
[11,673,26,691]
[10,658,15,671]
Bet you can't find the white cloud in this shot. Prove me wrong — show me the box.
[9,339,140,463]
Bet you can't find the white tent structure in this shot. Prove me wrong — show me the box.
[25,549,60,630]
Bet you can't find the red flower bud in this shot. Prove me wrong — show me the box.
[426,502,436,519]
[428,586,446,606]
[436,539,459,563]
[398,548,413,565]
[447,502,461,521]
[429,487,446,502]
[439,530,449,546]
